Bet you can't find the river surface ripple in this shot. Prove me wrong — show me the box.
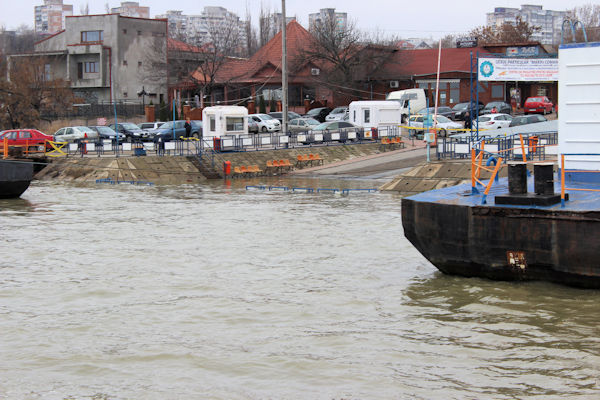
[1,180,599,400]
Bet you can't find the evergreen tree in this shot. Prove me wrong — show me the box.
[159,99,168,121]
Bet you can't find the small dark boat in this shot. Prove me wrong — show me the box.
[0,159,34,198]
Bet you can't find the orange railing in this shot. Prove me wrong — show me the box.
[471,135,559,204]
[2,138,51,158]
[560,153,600,207]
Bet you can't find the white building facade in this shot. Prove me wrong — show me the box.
[34,0,73,35]
[308,8,348,32]
[486,5,567,45]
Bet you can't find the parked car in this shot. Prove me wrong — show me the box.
[303,107,331,123]
[248,113,281,132]
[247,117,259,133]
[0,129,54,151]
[452,102,484,120]
[325,107,349,122]
[474,113,513,130]
[524,96,554,115]
[416,106,455,120]
[88,126,126,142]
[139,121,165,131]
[287,117,321,133]
[53,126,99,142]
[268,111,301,123]
[299,121,362,144]
[509,114,547,127]
[407,114,462,137]
[108,122,148,141]
[151,120,202,142]
[482,101,512,115]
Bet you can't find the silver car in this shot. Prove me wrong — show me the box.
[53,126,99,142]
[288,117,320,133]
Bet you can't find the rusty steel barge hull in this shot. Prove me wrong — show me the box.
[401,179,600,289]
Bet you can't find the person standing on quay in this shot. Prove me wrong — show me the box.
[184,117,192,138]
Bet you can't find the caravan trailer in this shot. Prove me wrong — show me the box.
[202,106,248,150]
[349,100,402,139]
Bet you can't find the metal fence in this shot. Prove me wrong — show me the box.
[41,101,145,120]
[55,125,404,158]
[435,130,558,161]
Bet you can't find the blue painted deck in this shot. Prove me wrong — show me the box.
[407,175,599,212]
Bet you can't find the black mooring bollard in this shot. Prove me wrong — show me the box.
[534,163,555,196]
[508,162,528,195]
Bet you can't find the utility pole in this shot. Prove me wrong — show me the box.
[281,0,288,136]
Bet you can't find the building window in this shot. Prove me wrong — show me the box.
[123,92,128,98]
[44,64,51,81]
[123,60,128,66]
[138,61,142,68]
[209,116,216,132]
[492,84,504,99]
[363,109,370,123]
[137,30,142,35]
[81,30,103,43]
[84,62,98,73]
[123,29,127,34]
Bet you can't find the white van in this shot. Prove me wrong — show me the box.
[386,88,427,122]
[349,100,402,139]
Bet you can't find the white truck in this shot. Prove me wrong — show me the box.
[386,88,427,122]
[349,100,402,139]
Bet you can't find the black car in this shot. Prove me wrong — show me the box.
[508,114,547,127]
[108,122,148,141]
[268,111,301,123]
[452,102,484,120]
[88,126,126,142]
[303,107,332,123]
[482,101,512,115]
[416,106,455,120]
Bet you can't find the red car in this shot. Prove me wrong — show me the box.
[524,96,554,115]
[0,129,54,152]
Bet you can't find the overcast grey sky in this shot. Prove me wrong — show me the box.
[2,0,595,39]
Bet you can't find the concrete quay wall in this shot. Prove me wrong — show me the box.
[34,143,389,185]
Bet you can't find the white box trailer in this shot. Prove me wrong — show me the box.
[558,42,600,172]
[202,106,248,149]
[349,100,402,138]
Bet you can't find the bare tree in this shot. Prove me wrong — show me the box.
[469,16,541,44]
[567,4,600,42]
[440,34,457,48]
[244,7,259,57]
[300,15,396,102]
[0,56,74,128]
[259,4,275,48]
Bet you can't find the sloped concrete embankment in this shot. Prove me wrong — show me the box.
[34,143,388,184]
[379,160,508,195]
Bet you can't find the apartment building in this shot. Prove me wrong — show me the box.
[13,14,167,105]
[34,0,73,35]
[111,2,150,19]
[486,5,567,45]
[308,8,348,33]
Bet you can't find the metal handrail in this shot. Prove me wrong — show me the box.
[560,153,600,207]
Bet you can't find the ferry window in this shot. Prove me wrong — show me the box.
[81,30,103,43]
[226,117,243,131]
[209,116,216,132]
[363,109,370,123]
